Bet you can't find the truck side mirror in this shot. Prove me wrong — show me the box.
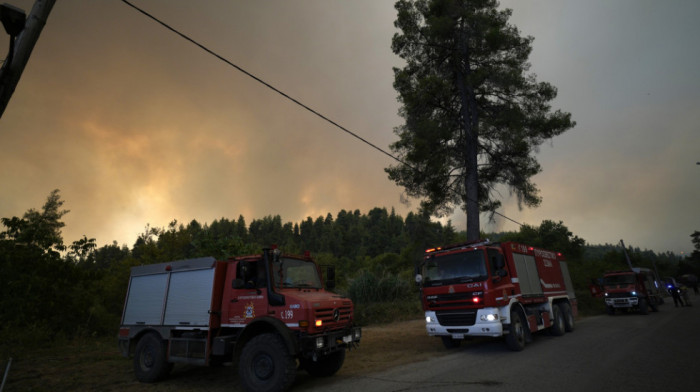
[232,278,245,289]
[239,261,250,280]
[495,254,505,269]
[324,265,336,290]
[491,255,507,282]
[492,269,507,283]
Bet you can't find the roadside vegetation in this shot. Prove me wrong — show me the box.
[2,190,698,372]
[1,319,444,392]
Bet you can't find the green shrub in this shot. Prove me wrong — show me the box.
[353,299,423,326]
[575,289,607,317]
[347,270,415,304]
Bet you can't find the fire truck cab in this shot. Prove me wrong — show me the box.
[118,248,361,392]
[417,240,577,351]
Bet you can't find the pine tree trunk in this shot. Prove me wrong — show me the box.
[464,140,480,241]
[457,22,480,241]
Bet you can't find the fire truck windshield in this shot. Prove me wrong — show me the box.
[422,250,488,287]
[272,258,323,289]
[603,274,635,287]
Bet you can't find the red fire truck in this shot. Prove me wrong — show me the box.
[417,240,577,351]
[602,268,663,314]
[118,248,361,392]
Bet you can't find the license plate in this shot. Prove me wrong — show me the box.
[343,335,353,343]
[452,333,465,339]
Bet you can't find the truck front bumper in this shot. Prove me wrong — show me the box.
[605,297,639,308]
[299,326,361,357]
[425,309,503,339]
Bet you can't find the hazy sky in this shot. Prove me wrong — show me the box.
[1,0,698,255]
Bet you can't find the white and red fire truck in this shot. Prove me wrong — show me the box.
[118,247,360,392]
[601,268,663,314]
[417,240,577,351]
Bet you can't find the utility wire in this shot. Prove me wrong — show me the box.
[120,0,404,168]
[119,0,522,228]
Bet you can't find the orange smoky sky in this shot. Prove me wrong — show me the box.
[1,0,698,255]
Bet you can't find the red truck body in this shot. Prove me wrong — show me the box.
[118,248,360,391]
[602,268,663,315]
[418,240,577,351]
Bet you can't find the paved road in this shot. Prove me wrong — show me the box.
[302,300,700,392]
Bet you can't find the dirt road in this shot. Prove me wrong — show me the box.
[301,302,700,392]
[16,304,697,392]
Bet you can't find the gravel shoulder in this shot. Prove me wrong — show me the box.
[5,318,452,391]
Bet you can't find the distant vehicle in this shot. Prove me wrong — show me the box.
[663,276,681,289]
[664,276,693,306]
[118,248,361,392]
[416,240,577,351]
[602,268,663,315]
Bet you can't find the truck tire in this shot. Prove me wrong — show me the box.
[560,302,575,332]
[301,349,345,377]
[550,304,566,336]
[441,336,461,349]
[638,298,649,315]
[505,310,526,351]
[650,297,659,312]
[239,333,296,392]
[133,333,172,383]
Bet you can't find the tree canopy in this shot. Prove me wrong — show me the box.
[0,189,68,256]
[386,0,575,239]
[690,231,700,261]
[497,220,586,260]
[1,190,694,352]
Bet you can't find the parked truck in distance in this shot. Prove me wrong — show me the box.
[602,267,663,315]
[416,240,577,351]
[118,248,361,392]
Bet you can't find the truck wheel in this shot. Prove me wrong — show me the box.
[650,297,659,312]
[560,303,575,332]
[505,310,526,351]
[550,304,566,336]
[301,349,345,377]
[239,333,296,392]
[133,333,172,383]
[441,336,461,349]
[638,298,649,315]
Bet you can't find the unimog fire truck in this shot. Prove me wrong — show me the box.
[417,240,577,351]
[602,268,663,315]
[118,248,361,392]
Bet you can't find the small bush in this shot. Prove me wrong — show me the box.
[575,289,607,317]
[0,323,69,359]
[354,299,423,326]
[347,270,415,304]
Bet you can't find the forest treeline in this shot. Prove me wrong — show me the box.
[2,190,699,353]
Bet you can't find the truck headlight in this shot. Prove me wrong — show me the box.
[480,313,498,322]
[426,315,434,323]
[354,329,361,340]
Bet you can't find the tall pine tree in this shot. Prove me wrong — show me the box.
[387,0,575,239]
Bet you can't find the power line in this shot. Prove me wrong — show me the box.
[119,0,522,228]
[120,0,404,168]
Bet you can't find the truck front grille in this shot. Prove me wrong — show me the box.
[427,292,477,308]
[607,292,633,298]
[436,310,477,326]
[314,302,352,327]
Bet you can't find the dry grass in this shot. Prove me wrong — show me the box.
[339,319,446,376]
[2,318,453,391]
